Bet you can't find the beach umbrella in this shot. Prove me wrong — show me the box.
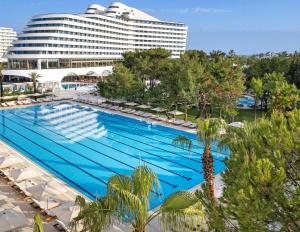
[125,102,138,106]
[48,201,80,226]
[9,167,40,182]
[27,181,69,209]
[229,121,244,128]
[137,104,151,109]
[0,206,30,231]
[151,107,166,113]
[27,180,68,197]
[167,110,184,116]
[0,156,24,169]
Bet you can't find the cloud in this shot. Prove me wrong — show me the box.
[143,7,232,14]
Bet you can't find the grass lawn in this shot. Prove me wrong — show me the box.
[173,107,265,123]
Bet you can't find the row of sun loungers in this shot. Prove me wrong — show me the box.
[98,103,197,128]
[0,144,80,231]
[74,97,197,129]
[0,97,70,108]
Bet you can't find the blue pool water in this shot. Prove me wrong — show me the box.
[238,96,255,107]
[0,102,229,208]
[61,83,95,90]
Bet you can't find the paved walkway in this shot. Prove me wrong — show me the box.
[0,175,57,231]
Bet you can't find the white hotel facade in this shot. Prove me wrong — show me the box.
[0,27,17,63]
[4,2,188,84]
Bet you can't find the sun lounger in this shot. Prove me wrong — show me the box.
[24,99,32,104]
[150,114,159,119]
[5,101,16,107]
[53,220,68,231]
[128,109,136,114]
[188,123,197,129]
[172,119,185,125]
[157,116,168,121]
[141,113,152,118]
[182,121,192,127]
[0,103,8,107]
[16,101,24,105]
[121,108,130,113]
[134,111,144,116]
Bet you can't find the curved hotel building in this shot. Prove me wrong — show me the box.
[4,2,188,84]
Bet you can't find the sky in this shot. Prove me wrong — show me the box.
[1,0,300,55]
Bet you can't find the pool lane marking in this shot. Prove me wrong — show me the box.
[25,105,211,155]
[6,112,190,184]
[21,109,223,165]
[2,113,180,188]
[13,111,202,175]
[97,112,227,157]
[0,135,97,199]
[24,105,226,158]
[0,122,113,188]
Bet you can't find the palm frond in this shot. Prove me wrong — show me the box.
[33,213,44,232]
[160,191,205,232]
[71,196,114,232]
[132,165,160,199]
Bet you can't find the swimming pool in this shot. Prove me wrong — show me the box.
[61,83,96,90]
[238,95,255,107]
[0,102,228,208]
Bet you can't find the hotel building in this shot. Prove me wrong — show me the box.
[0,27,17,63]
[3,2,188,84]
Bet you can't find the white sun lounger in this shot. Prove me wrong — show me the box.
[150,114,159,119]
[188,123,197,128]
[157,116,168,121]
[134,111,144,116]
[141,113,152,118]
[1,103,8,107]
[6,101,16,107]
[182,121,192,127]
[173,119,185,125]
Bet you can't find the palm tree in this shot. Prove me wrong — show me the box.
[71,166,160,232]
[28,72,41,100]
[160,190,205,231]
[0,62,5,103]
[173,118,224,204]
[33,213,44,232]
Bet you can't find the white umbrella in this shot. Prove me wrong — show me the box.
[9,167,40,182]
[167,110,184,116]
[0,156,24,169]
[48,201,80,226]
[27,180,68,197]
[137,104,151,109]
[151,107,166,113]
[229,122,244,128]
[125,102,138,106]
[0,206,30,231]
[27,181,69,209]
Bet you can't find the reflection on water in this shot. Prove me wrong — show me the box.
[29,102,107,142]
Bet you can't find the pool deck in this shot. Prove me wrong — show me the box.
[0,100,225,232]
